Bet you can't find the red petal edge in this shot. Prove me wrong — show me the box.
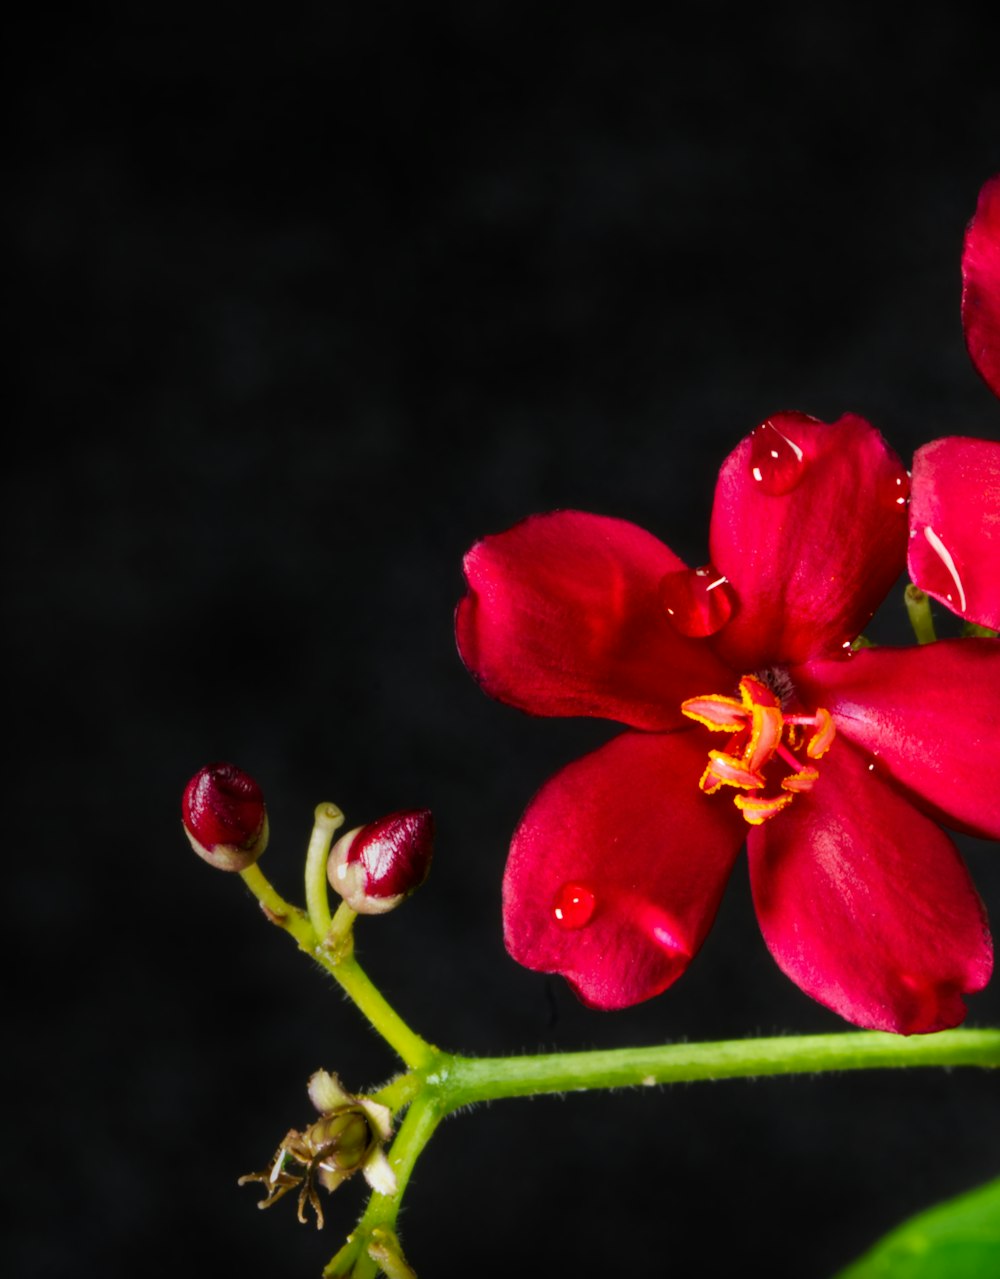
[503,729,746,1010]
[749,739,992,1034]
[908,436,1000,631]
[457,510,733,730]
[962,173,1000,400]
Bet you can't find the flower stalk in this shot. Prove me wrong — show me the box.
[904,583,937,644]
[229,809,998,1279]
[305,802,346,938]
[238,852,999,1270]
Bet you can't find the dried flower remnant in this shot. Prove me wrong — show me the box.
[457,412,997,1033]
[239,1070,395,1230]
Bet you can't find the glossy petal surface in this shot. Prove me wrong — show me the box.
[749,739,992,1033]
[794,640,1000,838]
[709,413,909,670]
[457,511,732,730]
[908,436,1000,630]
[503,729,746,1009]
[962,174,1000,399]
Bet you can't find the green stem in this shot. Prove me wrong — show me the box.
[320,954,437,1070]
[322,1029,998,1275]
[239,864,316,950]
[440,1029,1000,1110]
[239,860,434,1069]
[905,583,937,644]
[372,1072,421,1115]
[305,802,345,938]
[324,1092,444,1279]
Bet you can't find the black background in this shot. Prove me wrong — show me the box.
[9,7,1000,1278]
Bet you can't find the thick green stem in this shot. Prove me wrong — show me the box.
[440,1029,1000,1110]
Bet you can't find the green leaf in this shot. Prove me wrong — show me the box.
[833,1176,1000,1279]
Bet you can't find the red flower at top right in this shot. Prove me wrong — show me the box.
[961,174,1000,400]
[908,175,1000,631]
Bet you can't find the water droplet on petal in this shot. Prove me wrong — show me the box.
[748,420,807,495]
[919,525,968,613]
[661,565,736,637]
[552,881,596,929]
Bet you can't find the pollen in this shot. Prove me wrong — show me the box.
[681,675,836,824]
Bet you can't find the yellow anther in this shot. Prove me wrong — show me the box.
[685,675,836,825]
[733,793,793,824]
[807,708,835,759]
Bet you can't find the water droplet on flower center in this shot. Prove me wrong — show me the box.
[748,420,807,495]
[552,882,596,929]
[660,565,735,638]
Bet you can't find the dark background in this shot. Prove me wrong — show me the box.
[9,7,1000,1277]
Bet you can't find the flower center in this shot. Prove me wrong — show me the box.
[681,675,835,825]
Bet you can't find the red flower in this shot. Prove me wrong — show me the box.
[908,436,1000,631]
[961,173,1000,401]
[907,177,1000,631]
[457,413,997,1033]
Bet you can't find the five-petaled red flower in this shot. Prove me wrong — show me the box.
[908,173,1000,631]
[457,412,998,1033]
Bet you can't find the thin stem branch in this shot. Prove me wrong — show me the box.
[372,1072,421,1115]
[240,858,434,1069]
[239,863,316,950]
[316,952,438,1070]
[305,802,345,939]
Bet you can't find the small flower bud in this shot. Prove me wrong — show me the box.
[182,762,269,872]
[327,809,433,914]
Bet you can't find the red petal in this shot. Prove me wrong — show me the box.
[708,413,909,670]
[962,174,1000,399]
[457,511,734,730]
[749,739,992,1033]
[794,640,1000,838]
[908,436,1000,631]
[502,730,746,1009]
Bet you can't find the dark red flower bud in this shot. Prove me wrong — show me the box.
[182,762,269,872]
[327,809,433,914]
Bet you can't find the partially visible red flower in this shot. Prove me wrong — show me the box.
[962,173,1000,399]
[906,177,1000,631]
[908,435,1000,631]
[457,413,997,1033]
